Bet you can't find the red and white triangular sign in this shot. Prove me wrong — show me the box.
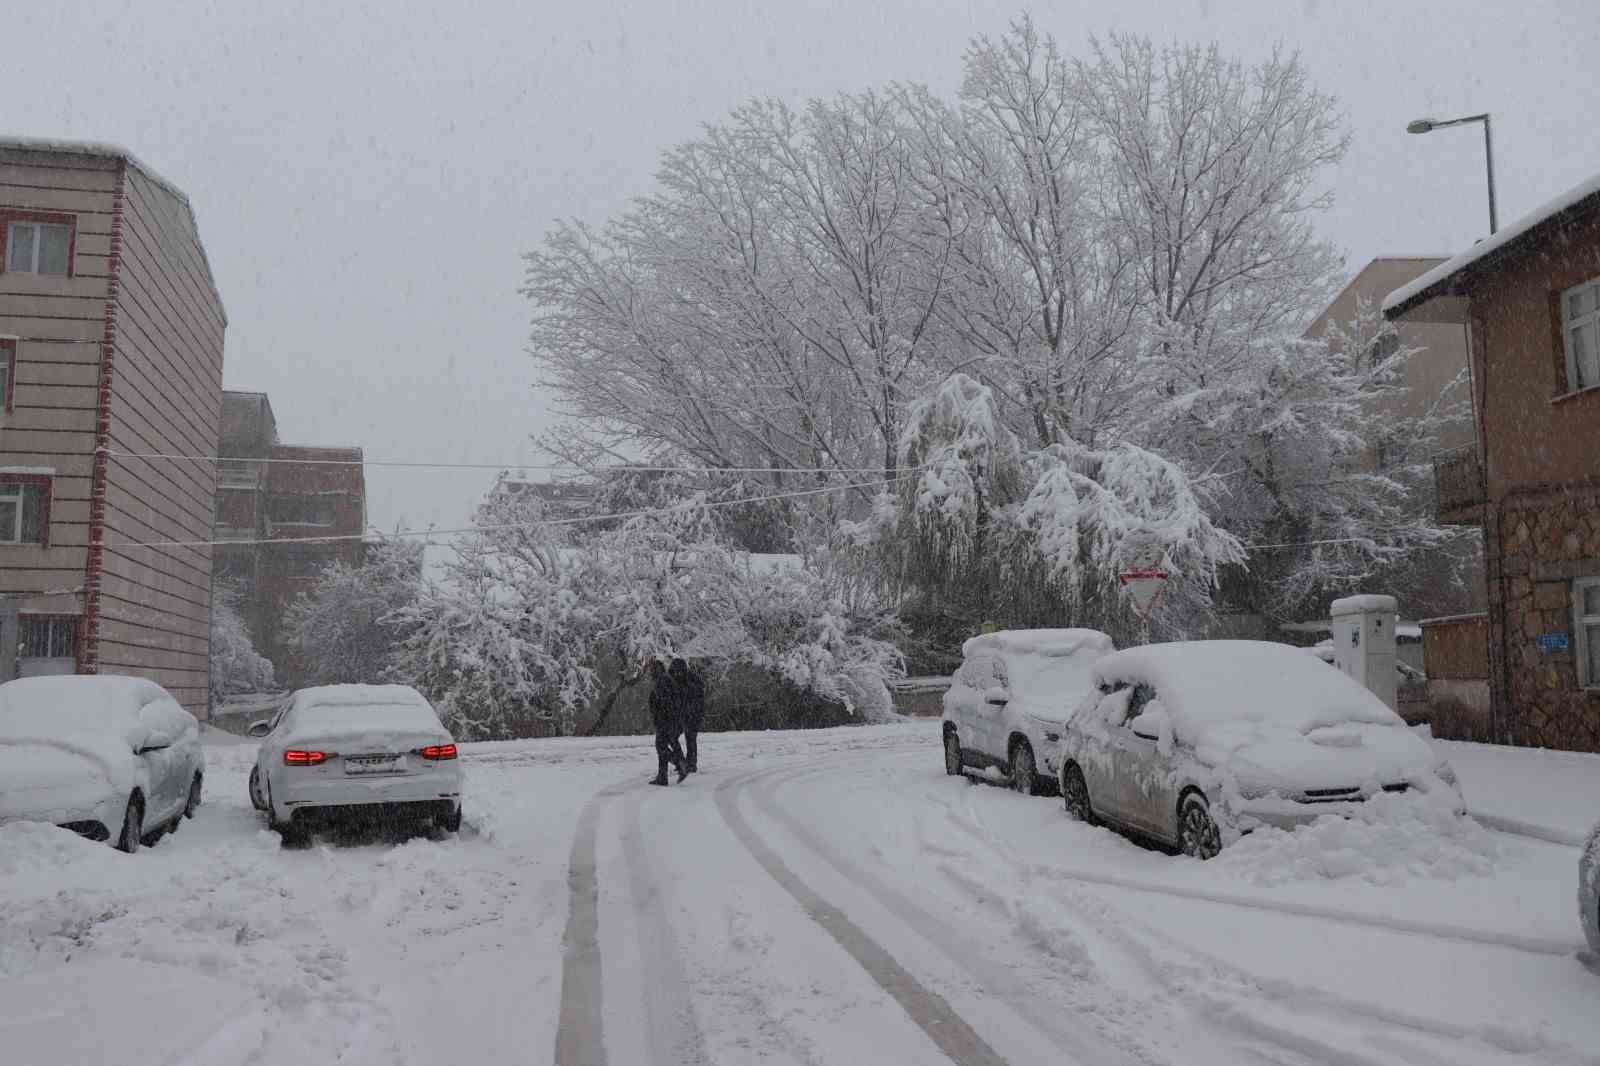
[1118,567,1168,619]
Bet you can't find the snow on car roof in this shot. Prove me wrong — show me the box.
[1092,641,1402,735]
[962,628,1114,659]
[0,675,184,747]
[285,684,446,740]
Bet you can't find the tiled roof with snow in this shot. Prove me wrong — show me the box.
[1383,171,1600,316]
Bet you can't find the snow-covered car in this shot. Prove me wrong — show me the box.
[1057,640,1462,859]
[942,628,1115,795]
[0,675,204,852]
[248,684,463,843]
[1581,819,1600,958]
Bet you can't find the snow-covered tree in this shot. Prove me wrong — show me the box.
[850,374,1242,644]
[283,540,425,686]
[209,584,275,703]
[397,485,902,740]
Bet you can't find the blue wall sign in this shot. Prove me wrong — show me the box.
[1537,633,1570,653]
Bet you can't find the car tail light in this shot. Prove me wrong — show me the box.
[418,744,458,761]
[284,750,331,766]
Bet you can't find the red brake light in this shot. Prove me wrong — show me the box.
[419,744,457,761]
[284,750,330,766]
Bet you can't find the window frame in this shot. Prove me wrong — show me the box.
[1575,576,1600,691]
[0,212,77,278]
[18,614,80,662]
[1560,277,1600,394]
[270,495,337,527]
[0,473,53,546]
[0,337,15,414]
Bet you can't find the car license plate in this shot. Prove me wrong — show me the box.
[344,753,402,775]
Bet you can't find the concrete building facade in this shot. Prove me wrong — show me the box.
[214,390,366,682]
[0,140,225,717]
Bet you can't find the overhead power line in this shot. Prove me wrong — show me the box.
[106,474,913,551]
[100,448,897,477]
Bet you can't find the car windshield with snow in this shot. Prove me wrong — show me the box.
[0,676,204,852]
[943,628,1115,794]
[248,684,463,844]
[1059,640,1463,858]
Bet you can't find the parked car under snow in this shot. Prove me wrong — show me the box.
[1581,820,1600,959]
[943,628,1115,794]
[248,684,463,844]
[1057,641,1462,859]
[0,675,204,852]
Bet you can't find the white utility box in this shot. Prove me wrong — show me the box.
[1329,594,1399,711]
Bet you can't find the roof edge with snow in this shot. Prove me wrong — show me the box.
[1383,172,1600,318]
[0,136,228,324]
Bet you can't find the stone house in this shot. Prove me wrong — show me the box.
[1385,173,1600,751]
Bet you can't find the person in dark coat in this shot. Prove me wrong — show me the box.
[669,658,706,774]
[646,659,686,786]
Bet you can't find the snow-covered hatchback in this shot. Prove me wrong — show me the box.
[1058,641,1462,858]
[943,628,1115,794]
[248,684,463,844]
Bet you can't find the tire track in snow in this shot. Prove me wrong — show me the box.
[618,786,710,1066]
[713,765,1010,1066]
[918,751,1581,959]
[555,778,634,1066]
[741,761,1152,1066]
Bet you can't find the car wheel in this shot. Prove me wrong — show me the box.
[943,732,963,776]
[248,766,265,812]
[1010,742,1039,796]
[440,804,463,834]
[184,774,202,818]
[1061,764,1095,825]
[1178,793,1222,860]
[116,795,143,854]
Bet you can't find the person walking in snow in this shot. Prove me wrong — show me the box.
[646,659,687,786]
[670,658,705,774]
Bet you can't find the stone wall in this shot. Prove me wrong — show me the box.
[1492,485,1600,751]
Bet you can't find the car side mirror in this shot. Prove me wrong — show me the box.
[984,687,1009,707]
[247,719,273,738]
[1128,708,1170,743]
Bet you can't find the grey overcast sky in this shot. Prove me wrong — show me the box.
[4,1,1597,544]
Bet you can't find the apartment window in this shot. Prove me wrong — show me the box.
[5,220,73,276]
[20,616,77,660]
[1577,578,1600,689]
[271,497,336,526]
[0,475,50,545]
[0,338,14,413]
[1562,278,1600,392]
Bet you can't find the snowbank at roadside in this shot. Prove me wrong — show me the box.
[1214,792,1506,886]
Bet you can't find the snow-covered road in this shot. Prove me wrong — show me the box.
[4,723,1597,1066]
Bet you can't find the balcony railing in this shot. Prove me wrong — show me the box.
[216,459,262,489]
[1433,448,1485,524]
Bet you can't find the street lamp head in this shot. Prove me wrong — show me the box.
[1406,118,1436,135]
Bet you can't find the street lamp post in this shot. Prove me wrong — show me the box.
[1407,113,1498,234]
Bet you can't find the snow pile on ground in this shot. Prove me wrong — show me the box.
[1581,819,1600,954]
[0,820,123,880]
[1216,792,1505,886]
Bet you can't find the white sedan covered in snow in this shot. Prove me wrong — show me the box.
[1057,641,1462,858]
[943,628,1115,794]
[0,675,204,852]
[248,684,463,843]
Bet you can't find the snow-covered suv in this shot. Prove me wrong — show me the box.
[942,629,1115,794]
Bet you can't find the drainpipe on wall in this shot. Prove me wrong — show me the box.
[0,602,17,681]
